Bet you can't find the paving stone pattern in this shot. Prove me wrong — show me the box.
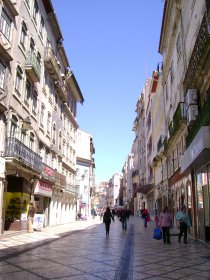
[0,217,209,279]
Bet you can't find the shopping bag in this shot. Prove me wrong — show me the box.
[153,227,162,240]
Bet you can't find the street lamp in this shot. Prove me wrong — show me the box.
[22,117,32,130]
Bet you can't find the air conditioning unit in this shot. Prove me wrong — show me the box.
[187,105,198,125]
[186,89,197,107]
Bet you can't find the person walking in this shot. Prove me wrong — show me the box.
[176,205,191,244]
[120,208,128,231]
[159,206,172,244]
[103,207,112,236]
[142,208,150,228]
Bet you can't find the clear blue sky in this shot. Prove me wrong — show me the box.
[52,0,164,184]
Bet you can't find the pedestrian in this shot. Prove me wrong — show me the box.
[176,205,191,244]
[142,208,150,228]
[27,201,36,233]
[103,207,112,236]
[120,208,128,231]
[100,210,103,221]
[154,209,159,227]
[159,206,172,244]
[111,208,115,221]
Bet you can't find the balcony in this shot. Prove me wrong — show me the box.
[183,13,210,90]
[54,80,67,102]
[173,102,187,132]
[25,51,41,82]
[4,137,42,172]
[186,91,210,147]
[7,0,18,17]
[0,33,12,61]
[44,47,60,81]
[66,183,77,196]
[54,170,66,188]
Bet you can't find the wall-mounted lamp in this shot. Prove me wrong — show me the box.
[22,117,31,130]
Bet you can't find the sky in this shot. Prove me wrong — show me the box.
[52,0,164,184]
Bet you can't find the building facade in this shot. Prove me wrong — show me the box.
[0,0,84,233]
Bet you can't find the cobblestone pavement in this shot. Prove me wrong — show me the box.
[0,216,209,279]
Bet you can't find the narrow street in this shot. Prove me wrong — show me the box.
[0,217,209,280]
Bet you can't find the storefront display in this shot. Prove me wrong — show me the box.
[5,192,30,230]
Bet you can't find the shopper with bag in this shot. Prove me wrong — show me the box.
[159,206,172,244]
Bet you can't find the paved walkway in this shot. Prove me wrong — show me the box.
[0,216,209,279]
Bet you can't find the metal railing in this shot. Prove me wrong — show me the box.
[25,51,41,81]
[4,137,42,172]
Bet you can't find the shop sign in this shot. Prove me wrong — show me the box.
[0,157,5,178]
[181,126,210,173]
[33,214,44,231]
[34,180,52,197]
[41,164,55,182]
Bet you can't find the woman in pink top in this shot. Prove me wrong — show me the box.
[159,206,172,244]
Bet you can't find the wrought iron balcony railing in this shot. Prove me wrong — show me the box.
[186,90,210,147]
[25,51,41,82]
[54,170,66,187]
[183,12,210,90]
[4,137,42,172]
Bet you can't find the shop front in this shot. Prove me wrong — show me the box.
[181,126,210,242]
[33,179,53,230]
[4,176,32,231]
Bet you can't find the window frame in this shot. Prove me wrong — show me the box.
[0,9,11,40]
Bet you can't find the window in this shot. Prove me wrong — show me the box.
[33,0,39,24]
[176,33,181,57]
[59,131,62,150]
[47,112,51,134]
[24,79,31,105]
[15,66,23,95]
[37,51,41,66]
[40,103,45,126]
[29,38,35,53]
[39,16,44,38]
[21,130,26,145]
[32,91,38,114]
[170,60,174,84]
[29,132,35,150]
[10,115,18,137]
[25,0,30,9]
[0,62,6,89]
[0,9,11,40]
[20,21,27,48]
[52,124,56,144]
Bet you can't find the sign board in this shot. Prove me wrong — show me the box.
[33,214,44,231]
[34,180,53,197]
